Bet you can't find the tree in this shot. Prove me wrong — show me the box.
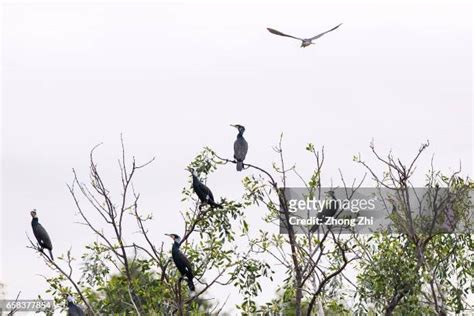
[354,141,473,315]
[211,137,361,315]
[26,136,472,315]
[28,138,271,315]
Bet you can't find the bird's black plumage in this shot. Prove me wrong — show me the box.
[232,124,248,171]
[189,169,222,209]
[167,234,195,292]
[67,297,85,316]
[31,210,54,260]
[310,191,339,233]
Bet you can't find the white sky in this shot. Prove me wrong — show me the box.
[1,0,472,313]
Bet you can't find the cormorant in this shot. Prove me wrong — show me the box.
[187,168,222,209]
[30,209,54,261]
[67,296,85,316]
[165,234,195,292]
[231,124,248,171]
[310,191,339,233]
[267,23,342,48]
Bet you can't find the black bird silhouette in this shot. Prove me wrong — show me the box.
[187,168,222,209]
[310,191,339,233]
[267,23,342,48]
[165,234,195,292]
[30,209,54,260]
[67,296,85,316]
[231,124,248,171]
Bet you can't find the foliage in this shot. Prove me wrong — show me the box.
[355,142,473,315]
[32,145,272,315]
[27,138,473,316]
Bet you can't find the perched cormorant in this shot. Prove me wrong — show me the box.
[310,191,339,233]
[231,124,248,171]
[267,23,342,48]
[30,209,54,260]
[67,296,85,316]
[165,234,195,292]
[187,168,222,209]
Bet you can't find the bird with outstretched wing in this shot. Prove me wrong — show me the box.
[267,23,342,47]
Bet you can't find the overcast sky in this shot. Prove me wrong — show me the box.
[1,0,472,313]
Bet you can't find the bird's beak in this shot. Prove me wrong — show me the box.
[230,124,238,129]
[165,233,171,237]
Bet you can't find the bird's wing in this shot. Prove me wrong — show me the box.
[196,181,214,203]
[241,139,249,158]
[267,28,303,41]
[309,23,342,41]
[234,138,248,161]
[321,198,339,217]
[177,251,194,276]
[68,304,85,316]
[206,187,215,203]
[35,224,53,249]
[201,183,214,203]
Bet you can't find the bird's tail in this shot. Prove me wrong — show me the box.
[48,249,54,261]
[210,201,223,209]
[187,277,195,292]
[236,161,244,171]
[309,224,319,234]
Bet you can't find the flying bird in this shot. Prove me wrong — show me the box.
[267,23,342,48]
[30,209,54,260]
[67,296,85,316]
[231,124,248,171]
[187,168,222,209]
[165,234,195,292]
